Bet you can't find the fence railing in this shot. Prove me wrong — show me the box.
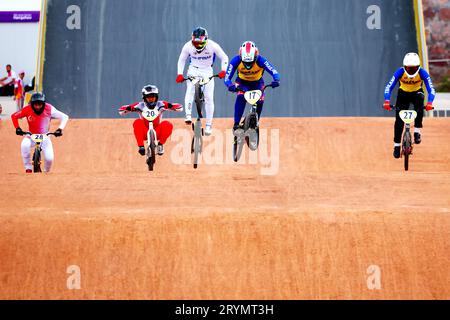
[430,93,450,117]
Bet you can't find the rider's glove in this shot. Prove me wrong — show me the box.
[176,74,185,83]
[425,102,434,111]
[218,71,226,79]
[270,81,280,88]
[169,103,183,112]
[15,127,24,136]
[228,84,237,92]
[383,100,392,111]
[118,105,132,115]
[54,128,63,137]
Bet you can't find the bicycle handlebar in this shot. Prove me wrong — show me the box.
[236,83,274,94]
[23,132,58,137]
[388,104,434,111]
[183,74,220,83]
[262,84,274,91]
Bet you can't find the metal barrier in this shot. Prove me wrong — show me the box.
[430,93,450,117]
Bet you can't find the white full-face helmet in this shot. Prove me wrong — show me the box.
[142,84,159,108]
[239,41,259,70]
[403,52,421,78]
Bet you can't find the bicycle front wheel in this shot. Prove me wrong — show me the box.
[193,136,201,168]
[194,84,204,118]
[192,120,203,169]
[32,147,42,173]
[404,152,409,171]
[147,131,156,171]
[402,131,412,171]
[233,130,245,162]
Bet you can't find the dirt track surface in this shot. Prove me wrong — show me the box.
[0,117,449,299]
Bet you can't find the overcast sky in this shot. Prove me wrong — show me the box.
[0,0,41,11]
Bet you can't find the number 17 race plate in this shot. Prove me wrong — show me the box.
[244,90,262,105]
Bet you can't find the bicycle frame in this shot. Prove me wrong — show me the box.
[185,74,219,119]
[239,84,271,124]
[146,122,158,147]
[142,106,160,144]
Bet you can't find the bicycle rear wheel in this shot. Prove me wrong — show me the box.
[244,113,259,149]
[246,128,259,151]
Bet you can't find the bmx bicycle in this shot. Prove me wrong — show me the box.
[183,74,219,169]
[392,104,433,171]
[233,84,274,162]
[23,131,58,173]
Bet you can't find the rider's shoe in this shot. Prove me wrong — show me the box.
[414,132,421,144]
[205,124,212,136]
[233,123,241,133]
[393,146,401,159]
[185,114,192,125]
[25,169,32,173]
[138,146,145,156]
[157,143,164,156]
